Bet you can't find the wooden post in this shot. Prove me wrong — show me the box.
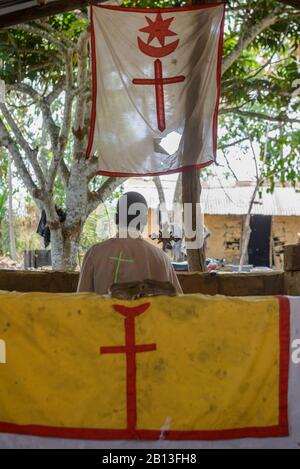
[183,0,224,272]
[182,169,206,271]
[284,244,300,295]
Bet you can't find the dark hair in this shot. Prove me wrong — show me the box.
[116,192,148,230]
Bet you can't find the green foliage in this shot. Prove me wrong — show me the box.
[124,0,300,187]
[0,189,7,219]
[220,0,299,187]
[14,197,42,256]
[81,183,123,249]
[0,13,86,85]
[123,0,185,7]
[263,126,300,191]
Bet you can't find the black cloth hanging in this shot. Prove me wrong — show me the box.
[37,207,66,248]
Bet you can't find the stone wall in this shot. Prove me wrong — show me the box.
[284,244,300,295]
[0,270,79,294]
[205,214,300,267]
[0,245,299,297]
[205,215,242,263]
[0,269,286,296]
[272,216,300,268]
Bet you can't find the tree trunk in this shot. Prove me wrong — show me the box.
[153,175,170,240]
[50,226,64,270]
[8,153,17,261]
[50,226,81,271]
[239,214,251,271]
[62,235,81,271]
[182,168,206,272]
[239,184,260,271]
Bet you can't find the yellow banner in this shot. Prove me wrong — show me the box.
[0,292,289,440]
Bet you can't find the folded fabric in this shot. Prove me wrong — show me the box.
[110,279,177,299]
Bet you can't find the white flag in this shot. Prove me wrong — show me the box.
[86,4,225,176]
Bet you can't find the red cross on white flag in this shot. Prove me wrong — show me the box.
[86,4,225,177]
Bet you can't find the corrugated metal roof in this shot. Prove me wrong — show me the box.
[202,186,300,216]
[124,178,300,216]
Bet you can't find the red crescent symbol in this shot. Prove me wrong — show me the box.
[137,37,180,58]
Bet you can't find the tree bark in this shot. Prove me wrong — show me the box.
[173,173,182,205]
[8,153,17,261]
[50,224,81,271]
[50,227,65,270]
[153,176,166,205]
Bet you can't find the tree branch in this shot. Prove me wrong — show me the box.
[6,83,40,101]
[8,23,68,55]
[219,108,300,124]
[40,98,60,155]
[5,59,72,194]
[46,51,74,191]
[0,117,42,201]
[220,137,249,150]
[0,103,45,187]
[59,159,71,187]
[45,79,65,103]
[87,177,125,215]
[86,155,100,180]
[59,51,74,149]
[173,173,182,205]
[153,176,166,205]
[73,30,90,146]
[222,6,286,75]
[6,81,63,178]
[33,20,75,49]
[221,149,239,181]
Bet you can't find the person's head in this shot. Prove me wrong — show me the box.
[116,192,148,235]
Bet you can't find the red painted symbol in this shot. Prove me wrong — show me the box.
[100,303,156,434]
[137,12,179,58]
[133,13,185,132]
[133,59,185,132]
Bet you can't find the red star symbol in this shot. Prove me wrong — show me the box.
[139,13,177,47]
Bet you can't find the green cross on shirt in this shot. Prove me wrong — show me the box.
[110,251,134,284]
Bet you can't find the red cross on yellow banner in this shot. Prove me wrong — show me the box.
[0,293,290,440]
